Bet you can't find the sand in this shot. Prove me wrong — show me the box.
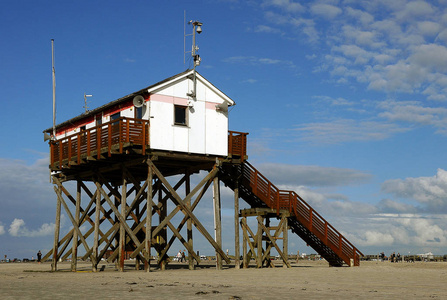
[1,260,446,299]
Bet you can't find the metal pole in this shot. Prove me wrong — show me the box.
[51,39,56,137]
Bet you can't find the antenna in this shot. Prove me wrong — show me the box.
[184,16,203,99]
[51,39,56,138]
[83,93,93,112]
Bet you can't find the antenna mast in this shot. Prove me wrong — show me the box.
[51,39,56,137]
[185,18,203,98]
[84,93,92,112]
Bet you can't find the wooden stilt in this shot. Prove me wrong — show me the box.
[234,183,240,269]
[93,181,101,271]
[51,184,62,271]
[145,163,153,272]
[213,175,222,270]
[256,216,263,268]
[114,193,120,269]
[158,180,167,270]
[119,176,127,272]
[283,215,288,268]
[186,170,194,270]
[147,161,230,264]
[242,217,248,269]
[71,180,81,271]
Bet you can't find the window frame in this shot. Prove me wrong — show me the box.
[173,105,188,126]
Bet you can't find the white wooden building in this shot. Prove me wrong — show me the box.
[46,69,236,159]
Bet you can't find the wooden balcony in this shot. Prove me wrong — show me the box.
[49,117,248,170]
[50,117,149,170]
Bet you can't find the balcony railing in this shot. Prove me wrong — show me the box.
[50,117,149,168]
[228,131,248,161]
[49,118,249,169]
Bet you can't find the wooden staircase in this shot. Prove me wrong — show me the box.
[219,161,363,267]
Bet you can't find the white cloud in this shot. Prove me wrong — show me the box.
[8,218,55,237]
[254,25,282,34]
[382,169,447,212]
[359,230,395,246]
[378,100,447,134]
[346,213,447,252]
[310,3,342,19]
[0,223,5,235]
[292,119,409,144]
[395,1,435,21]
[345,7,374,25]
[257,163,372,187]
[223,56,295,68]
[262,0,305,13]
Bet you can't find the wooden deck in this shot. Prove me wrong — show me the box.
[49,117,249,171]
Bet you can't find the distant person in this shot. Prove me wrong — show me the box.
[177,250,182,262]
[181,250,186,263]
[37,250,42,264]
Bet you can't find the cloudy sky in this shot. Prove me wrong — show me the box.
[2,0,447,260]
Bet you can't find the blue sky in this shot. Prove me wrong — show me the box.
[2,0,447,260]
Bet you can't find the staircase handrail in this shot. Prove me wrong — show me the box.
[242,161,363,261]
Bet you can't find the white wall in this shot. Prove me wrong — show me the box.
[148,76,229,156]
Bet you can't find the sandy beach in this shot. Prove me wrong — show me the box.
[1,260,446,299]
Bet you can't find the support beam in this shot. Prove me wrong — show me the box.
[51,185,62,271]
[234,183,240,269]
[283,216,288,268]
[147,160,230,264]
[186,170,194,270]
[92,181,101,271]
[71,180,81,271]
[213,175,222,270]
[145,164,153,272]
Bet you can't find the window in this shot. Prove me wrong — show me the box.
[111,112,120,121]
[135,106,143,120]
[96,115,102,126]
[174,105,187,126]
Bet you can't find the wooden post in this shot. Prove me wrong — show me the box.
[158,180,167,270]
[119,175,127,272]
[93,182,101,271]
[186,170,194,270]
[114,193,119,270]
[145,164,153,272]
[213,175,222,270]
[234,183,240,269]
[71,180,81,271]
[283,215,288,268]
[242,217,248,269]
[51,184,62,271]
[256,215,263,268]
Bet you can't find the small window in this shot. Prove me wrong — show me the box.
[135,106,143,119]
[111,112,120,121]
[174,105,187,126]
[96,115,102,126]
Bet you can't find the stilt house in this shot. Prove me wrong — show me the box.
[44,70,362,272]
